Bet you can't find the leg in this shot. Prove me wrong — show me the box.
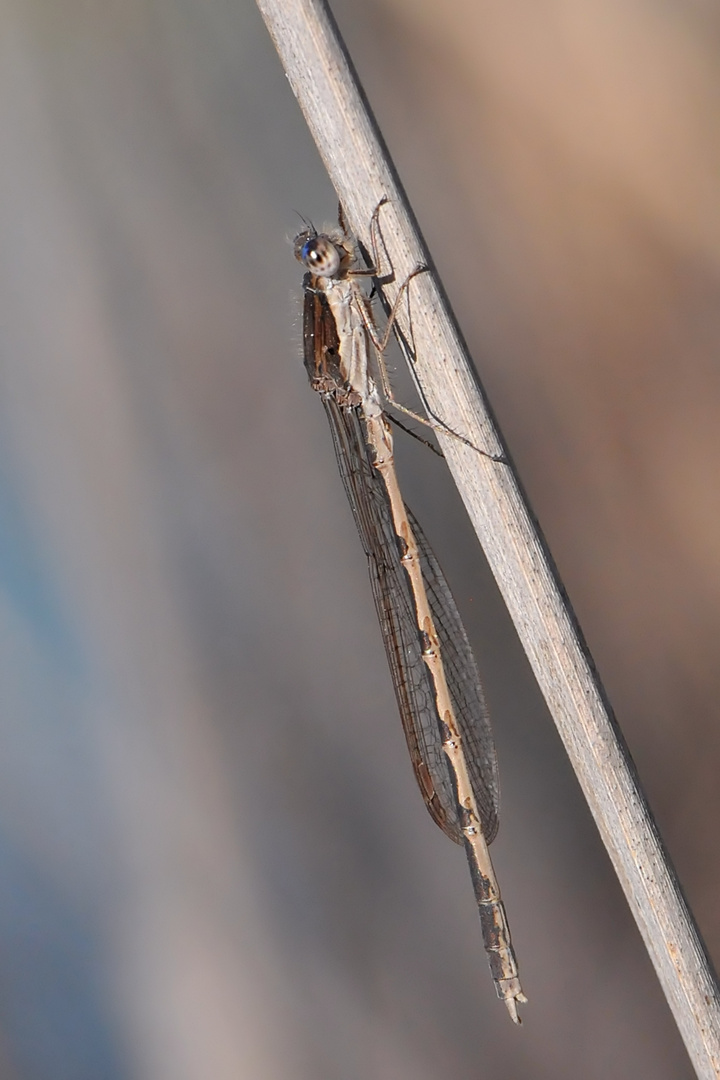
[346,196,391,281]
[359,263,506,463]
[351,198,507,463]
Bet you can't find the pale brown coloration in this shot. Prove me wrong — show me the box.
[297,215,525,1017]
[367,410,525,1020]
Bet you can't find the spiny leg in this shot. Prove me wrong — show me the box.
[363,259,506,463]
[344,197,506,463]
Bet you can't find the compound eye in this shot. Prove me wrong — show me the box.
[299,236,341,276]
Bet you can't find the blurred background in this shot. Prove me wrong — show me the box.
[0,0,717,1076]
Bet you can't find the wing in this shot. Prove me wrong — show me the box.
[303,286,499,843]
[409,504,499,842]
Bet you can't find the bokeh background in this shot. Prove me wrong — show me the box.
[0,0,718,1076]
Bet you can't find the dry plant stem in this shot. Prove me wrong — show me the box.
[256,0,720,1072]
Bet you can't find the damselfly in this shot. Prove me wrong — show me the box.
[294,209,526,1022]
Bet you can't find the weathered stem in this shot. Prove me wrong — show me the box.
[257,0,720,1073]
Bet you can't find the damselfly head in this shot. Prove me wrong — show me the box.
[294,230,344,278]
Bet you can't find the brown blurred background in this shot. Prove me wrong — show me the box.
[0,0,717,1076]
